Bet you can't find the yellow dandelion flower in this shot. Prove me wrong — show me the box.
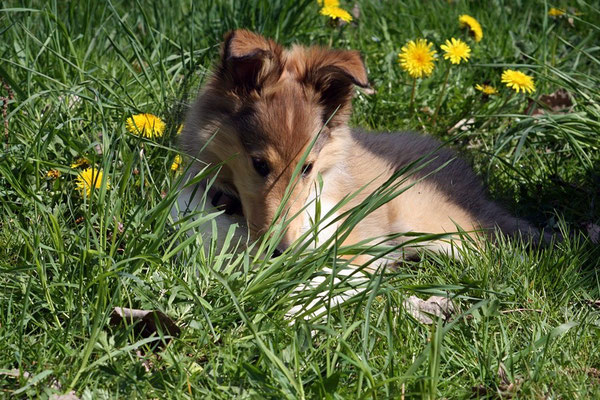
[46,169,61,179]
[317,0,340,6]
[501,69,536,94]
[440,38,471,64]
[76,167,109,197]
[475,84,498,95]
[459,15,483,42]
[320,6,353,22]
[71,157,90,169]
[548,7,565,17]
[398,39,437,78]
[125,113,166,139]
[177,124,184,134]
[171,155,182,172]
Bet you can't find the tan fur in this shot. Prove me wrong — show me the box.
[179,30,537,264]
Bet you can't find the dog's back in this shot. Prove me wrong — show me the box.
[349,130,533,238]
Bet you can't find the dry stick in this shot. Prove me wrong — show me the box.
[1,78,15,149]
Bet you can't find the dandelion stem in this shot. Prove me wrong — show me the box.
[480,91,515,130]
[432,67,451,127]
[409,78,416,114]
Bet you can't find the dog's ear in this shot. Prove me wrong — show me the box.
[219,30,282,94]
[304,48,369,125]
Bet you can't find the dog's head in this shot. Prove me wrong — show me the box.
[182,30,369,251]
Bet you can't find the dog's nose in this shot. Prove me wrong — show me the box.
[271,248,282,258]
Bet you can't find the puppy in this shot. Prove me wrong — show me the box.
[177,29,539,265]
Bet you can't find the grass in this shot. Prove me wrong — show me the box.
[1,0,599,398]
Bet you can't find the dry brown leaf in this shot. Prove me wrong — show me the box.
[539,88,573,111]
[528,88,573,116]
[403,295,456,324]
[110,307,181,342]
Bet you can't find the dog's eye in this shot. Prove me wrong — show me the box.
[252,157,270,177]
[301,162,313,177]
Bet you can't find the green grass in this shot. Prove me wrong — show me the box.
[1,0,600,398]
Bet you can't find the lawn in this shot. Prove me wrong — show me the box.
[1,0,600,398]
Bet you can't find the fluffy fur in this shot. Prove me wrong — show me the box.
[176,30,539,264]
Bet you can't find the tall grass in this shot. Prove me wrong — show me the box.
[1,0,599,398]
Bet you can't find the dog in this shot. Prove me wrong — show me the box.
[175,29,541,266]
